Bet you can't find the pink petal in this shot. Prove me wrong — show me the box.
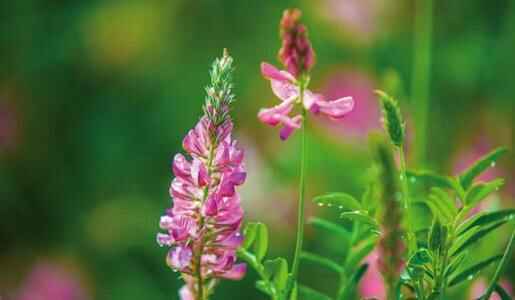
[172,153,191,178]
[167,246,192,270]
[271,78,299,101]
[179,285,194,300]
[257,99,294,126]
[191,158,209,187]
[156,233,173,247]
[278,115,302,141]
[219,263,247,280]
[261,62,295,82]
[303,90,323,112]
[316,96,354,119]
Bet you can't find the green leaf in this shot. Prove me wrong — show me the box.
[289,281,298,300]
[313,193,362,211]
[407,248,431,280]
[242,222,258,250]
[264,257,289,291]
[408,248,431,266]
[449,255,502,287]
[451,220,508,256]
[492,284,512,300]
[338,264,369,300]
[308,217,351,240]
[344,239,376,271]
[458,209,515,236]
[255,280,272,295]
[479,230,515,300]
[298,285,333,300]
[458,147,508,190]
[340,211,378,229]
[406,170,455,190]
[431,187,458,218]
[252,222,269,262]
[444,251,467,278]
[301,251,343,274]
[428,219,445,252]
[464,179,504,207]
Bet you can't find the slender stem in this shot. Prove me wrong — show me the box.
[412,0,433,167]
[398,146,416,254]
[195,144,216,300]
[291,87,308,281]
[481,229,515,300]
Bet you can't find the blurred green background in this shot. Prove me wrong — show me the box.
[0,1,513,299]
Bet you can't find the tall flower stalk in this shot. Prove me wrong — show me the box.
[157,50,246,300]
[257,8,354,295]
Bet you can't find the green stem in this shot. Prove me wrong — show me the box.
[195,144,216,300]
[481,229,515,300]
[412,0,433,167]
[399,146,416,254]
[291,89,308,282]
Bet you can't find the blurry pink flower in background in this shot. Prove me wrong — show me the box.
[469,278,512,300]
[316,70,380,139]
[16,263,88,300]
[319,0,384,43]
[359,249,386,299]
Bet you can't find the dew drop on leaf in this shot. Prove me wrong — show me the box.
[318,203,324,207]
[490,161,496,167]
[409,176,416,183]
[338,206,343,209]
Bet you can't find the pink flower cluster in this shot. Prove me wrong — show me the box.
[278,9,315,77]
[157,115,246,297]
[258,63,354,140]
[258,9,354,140]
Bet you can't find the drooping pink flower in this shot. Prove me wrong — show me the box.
[469,278,513,300]
[258,63,354,140]
[16,262,88,300]
[157,51,246,299]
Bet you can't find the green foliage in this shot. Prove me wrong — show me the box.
[406,170,455,190]
[298,285,332,300]
[464,179,504,207]
[448,255,502,287]
[340,211,379,230]
[376,90,405,147]
[238,222,291,300]
[308,217,350,240]
[458,147,508,190]
[313,193,361,211]
[300,251,343,274]
[478,230,515,300]
[391,146,512,300]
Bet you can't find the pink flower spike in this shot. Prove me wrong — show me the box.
[316,96,354,119]
[219,263,247,280]
[179,285,194,300]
